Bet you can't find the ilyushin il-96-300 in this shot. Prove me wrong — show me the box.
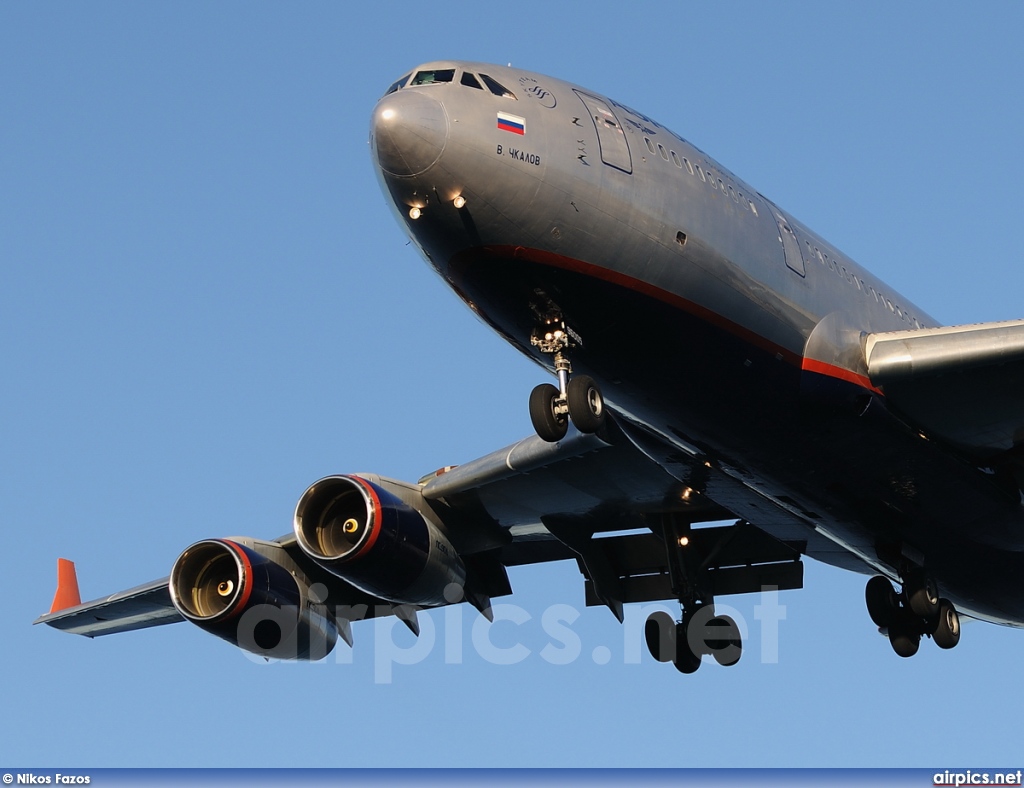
[38,61,1024,674]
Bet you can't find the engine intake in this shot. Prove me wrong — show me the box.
[170,538,337,660]
[293,475,465,606]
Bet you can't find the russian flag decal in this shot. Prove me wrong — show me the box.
[497,111,526,135]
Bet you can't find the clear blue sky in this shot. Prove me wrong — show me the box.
[4,2,1024,769]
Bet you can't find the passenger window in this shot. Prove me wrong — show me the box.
[460,72,484,90]
[479,74,517,98]
[682,157,694,175]
[671,151,682,168]
[411,69,455,86]
[658,143,669,161]
[645,137,656,154]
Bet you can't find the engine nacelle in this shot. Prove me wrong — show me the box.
[169,538,338,660]
[293,475,466,606]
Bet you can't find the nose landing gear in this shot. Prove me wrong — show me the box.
[865,572,961,657]
[528,318,606,442]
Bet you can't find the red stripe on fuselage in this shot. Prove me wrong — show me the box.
[465,245,883,395]
[496,244,802,362]
[800,358,883,395]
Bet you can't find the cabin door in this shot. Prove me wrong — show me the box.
[767,202,805,276]
[574,91,633,174]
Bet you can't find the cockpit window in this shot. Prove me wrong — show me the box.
[479,74,517,99]
[383,73,411,96]
[460,71,484,90]
[411,69,455,86]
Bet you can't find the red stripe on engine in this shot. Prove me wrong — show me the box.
[348,476,383,560]
[222,539,253,618]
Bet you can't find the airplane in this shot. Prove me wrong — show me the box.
[36,60,1024,674]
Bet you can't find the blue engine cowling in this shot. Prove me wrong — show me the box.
[169,538,338,660]
[292,475,466,606]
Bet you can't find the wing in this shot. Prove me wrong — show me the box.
[865,319,1024,458]
[35,573,181,637]
[38,419,836,647]
[36,536,405,644]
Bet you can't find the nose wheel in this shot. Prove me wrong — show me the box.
[528,319,606,442]
[529,383,569,442]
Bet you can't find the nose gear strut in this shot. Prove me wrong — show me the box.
[528,318,606,442]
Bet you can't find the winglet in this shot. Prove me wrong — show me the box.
[49,558,82,613]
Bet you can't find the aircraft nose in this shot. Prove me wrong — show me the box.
[371,90,448,177]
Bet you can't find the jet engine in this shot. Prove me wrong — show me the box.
[293,475,466,606]
[170,538,338,660]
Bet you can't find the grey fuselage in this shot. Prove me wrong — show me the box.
[371,61,1024,626]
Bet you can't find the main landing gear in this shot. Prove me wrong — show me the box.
[644,605,743,674]
[528,318,606,442]
[865,572,961,657]
[642,515,743,674]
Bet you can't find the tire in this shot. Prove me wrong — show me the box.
[566,375,605,433]
[707,615,742,667]
[529,383,568,442]
[888,623,921,658]
[672,621,701,674]
[932,599,961,650]
[907,572,940,619]
[644,611,675,663]
[865,575,898,628]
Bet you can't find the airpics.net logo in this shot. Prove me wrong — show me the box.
[233,585,789,684]
[934,772,1023,786]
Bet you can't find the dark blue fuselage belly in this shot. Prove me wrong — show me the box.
[442,244,1024,624]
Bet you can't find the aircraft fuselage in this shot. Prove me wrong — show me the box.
[371,61,1024,627]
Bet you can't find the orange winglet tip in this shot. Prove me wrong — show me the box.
[49,558,82,613]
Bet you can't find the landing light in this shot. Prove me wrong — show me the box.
[381,108,396,121]
[678,536,690,547]
[409,207,421,220]
[453,195,466,209]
